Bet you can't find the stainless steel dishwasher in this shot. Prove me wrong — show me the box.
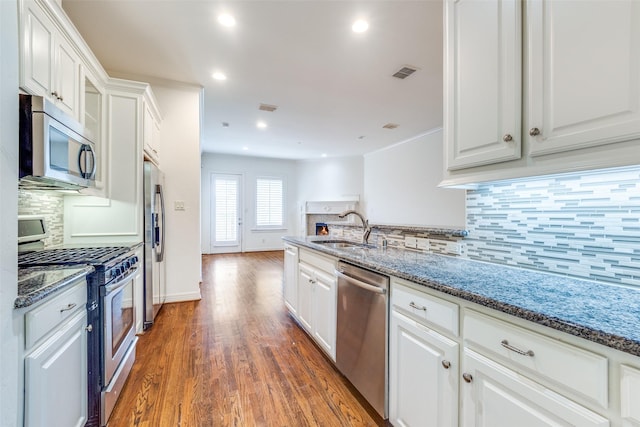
[335,260,389,419]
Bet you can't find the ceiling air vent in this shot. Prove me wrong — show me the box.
[259,103,278,112]
[392,65,418,79]
[383,123,399,130]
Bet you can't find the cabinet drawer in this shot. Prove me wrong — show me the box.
[463,310,608,407]
[299,249,336,275]
[25,279,87,350]
[391,280,459,336]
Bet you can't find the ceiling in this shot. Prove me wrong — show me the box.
[61,0,444,160]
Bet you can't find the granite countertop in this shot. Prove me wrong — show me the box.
[16,265,95,309]
[284,235,640,357]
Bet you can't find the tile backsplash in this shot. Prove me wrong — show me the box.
[465,167,640,287]
[18,189,64,247]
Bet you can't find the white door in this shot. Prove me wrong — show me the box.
[526,0,640,157]
[389,309,459,427]
[312,269,336,360]
[460,348,609,427]
[211,173,242,253]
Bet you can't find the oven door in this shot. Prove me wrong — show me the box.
[102,268,137,386]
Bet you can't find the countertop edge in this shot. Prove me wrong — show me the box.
[15,265,95,309]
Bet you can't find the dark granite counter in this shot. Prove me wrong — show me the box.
[284,236,640,357]
[16,265,94,309]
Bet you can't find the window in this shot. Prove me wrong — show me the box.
[256,177,284,228]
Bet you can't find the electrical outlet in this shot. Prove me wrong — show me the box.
[174,201,185,211]
[450,243,462,255]
[404,236,418,249]
[416,238,430,251]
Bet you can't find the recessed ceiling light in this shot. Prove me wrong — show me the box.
[242,146,249,151]
[256,121,267,129]
[321,153,328,158]
[217,13,236,27]
[352,19,369,33]
[212,72,227,81]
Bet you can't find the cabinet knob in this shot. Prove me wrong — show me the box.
[503,134,513,142]
[462,373,473,383]
[58,95,64,101]
[441,360,451,369]
[529,127,541,136]
[86,324,93,333]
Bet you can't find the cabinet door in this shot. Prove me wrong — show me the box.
[297,264,313,331]
[24,310,88,427]
[621,364,640,425]
[20,0,55,97]
[527,0,640,156]
[312,269,337,360]
[55,36,80,118]
[389,310,458,427]
[444,0,522,170]
[283,246,298,314]
[460,349,609,427]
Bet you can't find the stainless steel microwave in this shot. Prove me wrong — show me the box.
[19,94,97,190]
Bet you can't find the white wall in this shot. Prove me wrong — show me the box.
[1,1,20,425]
[150,80,202,302]
[364,129,466,227]
[296,156,364,202]
[201,153,298,253]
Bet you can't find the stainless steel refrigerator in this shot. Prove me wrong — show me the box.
[143,161,166,329]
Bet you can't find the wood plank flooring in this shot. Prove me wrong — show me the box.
[108,251,386,427]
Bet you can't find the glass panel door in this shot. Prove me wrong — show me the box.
[211,173,242,253]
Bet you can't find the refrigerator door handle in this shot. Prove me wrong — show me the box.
[155,184,165,262]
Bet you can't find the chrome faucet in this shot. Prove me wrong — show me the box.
[338,210,371,245]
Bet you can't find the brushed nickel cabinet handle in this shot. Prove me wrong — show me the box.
[501,339,535,357]
[462,373,473,383]
[529,127,541,136]
[60,303,77,313]
[442,360,451,369]
[409,301,426,311]
[503,134,513,142]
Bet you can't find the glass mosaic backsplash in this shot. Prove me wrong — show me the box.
[18,189,64,247]
[465,167,640,287]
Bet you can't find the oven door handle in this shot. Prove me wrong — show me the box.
[104,267,138,295]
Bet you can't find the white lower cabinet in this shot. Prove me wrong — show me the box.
[283,244,298,315]
[389,309,459,427]
[621,364,640,426]
[293,249,337,361]
[24,279,88,427]
[460,348,609,427]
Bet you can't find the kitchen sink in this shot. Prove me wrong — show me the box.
[313,240,375,249]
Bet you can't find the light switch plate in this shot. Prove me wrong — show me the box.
[174,200,185,211]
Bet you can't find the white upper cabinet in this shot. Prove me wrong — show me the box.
[20,0,80,119]
[526,0,640,157]
[444,0,522,170]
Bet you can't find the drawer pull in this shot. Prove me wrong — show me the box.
[60,303,77,313]
[501,339,535,357]
[409,301,427,311]
[462,373,473,383]
[441,360,451,369]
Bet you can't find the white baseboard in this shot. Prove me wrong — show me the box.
[164,290,202,303]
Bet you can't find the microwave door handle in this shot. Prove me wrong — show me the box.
[87,145,96,179]
[78,146,86,178]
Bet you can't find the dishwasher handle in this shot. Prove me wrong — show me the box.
[335,269,387,295]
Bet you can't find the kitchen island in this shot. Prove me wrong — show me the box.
[284,235,640,427]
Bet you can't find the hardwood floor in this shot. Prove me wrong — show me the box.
[108,251,386,427]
